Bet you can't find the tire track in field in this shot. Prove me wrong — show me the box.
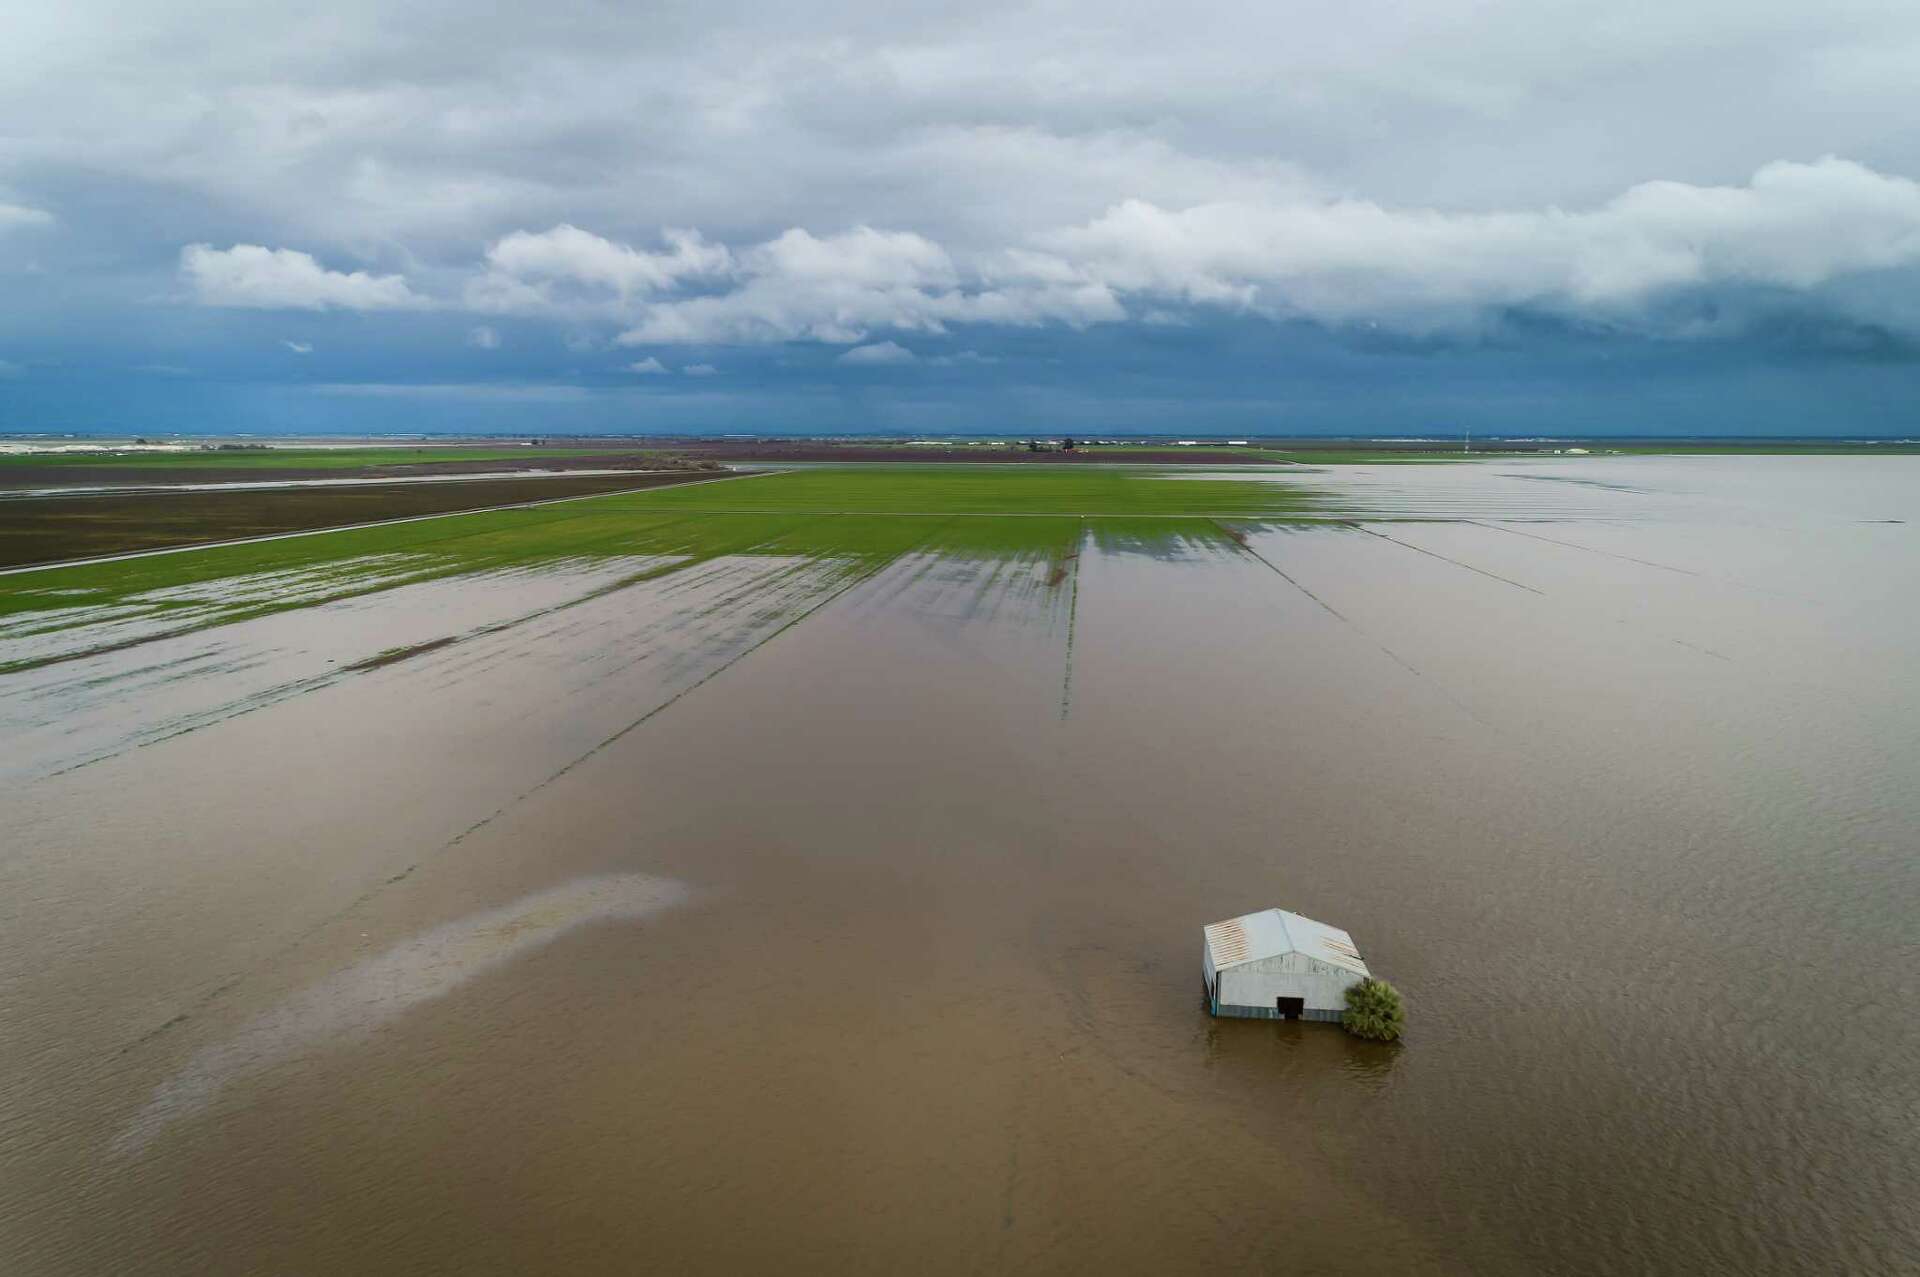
[0,466,783,578]
[1342,522,1546,594]
[19,512,831,782]
[1464,519,1701,576]
[109,517,957,1061]
[0,472,787,675]
[1059,519,1086,720]
[1350,521,1739,664]
[1215,521,1499,729]
[1464,518,1808,604]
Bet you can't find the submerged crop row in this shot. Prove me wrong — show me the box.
[0,466,1331,671]
[625,464,1327,517]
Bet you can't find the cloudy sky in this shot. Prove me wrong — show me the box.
[4,1,1920,436]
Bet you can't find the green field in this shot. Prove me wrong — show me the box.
[0,466,1321,673]
[629,464,1319,516]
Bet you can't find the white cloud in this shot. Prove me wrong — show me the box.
[181,244,424,310]
[468,224,732,314]
[418,158,1906,345]
[615,224,1122,344]
[173,157,1920,344]
[757,226,954,290]
[1039,157,1920,332]
[310,382,590,401]
[626,357,669,374]
[281,339,313,354]
[615,226,955,343]
[466,325,501,349]
[0,203,53,230]
[837,340,916,365]
[13,4,1920,367]
[578,158,1920,346]
[14,1,1920,293]
[681,363,718,376]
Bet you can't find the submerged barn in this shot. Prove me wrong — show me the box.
[1203,908,1370,1021]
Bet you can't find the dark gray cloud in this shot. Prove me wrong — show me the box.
[12,1,1920,247]
[5,1,1920,432]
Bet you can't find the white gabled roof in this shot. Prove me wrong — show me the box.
[1204,908,1370,977]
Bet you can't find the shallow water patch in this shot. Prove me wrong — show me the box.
[114,873,694,1156]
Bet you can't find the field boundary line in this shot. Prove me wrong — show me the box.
[0,467,788,577]
[112,517,958,1057]
[1343,522,1546,594]
[0,466,708,501]
[1218,519,1501,728]
[609,508,1335,518]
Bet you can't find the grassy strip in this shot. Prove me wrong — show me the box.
[4,465,1318,610]
[621,464,1326,517]
[0,466,1330,664]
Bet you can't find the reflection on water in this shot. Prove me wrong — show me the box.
[115,874,691,1156]
[2,456,1917,1274]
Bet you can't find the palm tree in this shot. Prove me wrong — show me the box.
[1342,978,1406,1042]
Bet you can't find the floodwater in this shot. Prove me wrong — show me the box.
[2,456,1916,1274]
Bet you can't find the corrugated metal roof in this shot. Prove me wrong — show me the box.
[1204,908,1371,976]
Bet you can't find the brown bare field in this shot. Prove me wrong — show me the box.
[0,450,695,491]
[0,471,718,568]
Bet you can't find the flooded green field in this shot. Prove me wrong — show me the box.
[2,458,1916,1274]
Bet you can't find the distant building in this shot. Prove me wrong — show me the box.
[1203,908,1370,1022]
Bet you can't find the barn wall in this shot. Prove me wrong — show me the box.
[1216,965,1363,1016]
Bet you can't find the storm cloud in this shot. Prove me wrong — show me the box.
[5,1,1920,433]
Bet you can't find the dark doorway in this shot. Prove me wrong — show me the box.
[1276,996,1304,1020]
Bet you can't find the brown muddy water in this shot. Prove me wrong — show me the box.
[2,456,1917,1274]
